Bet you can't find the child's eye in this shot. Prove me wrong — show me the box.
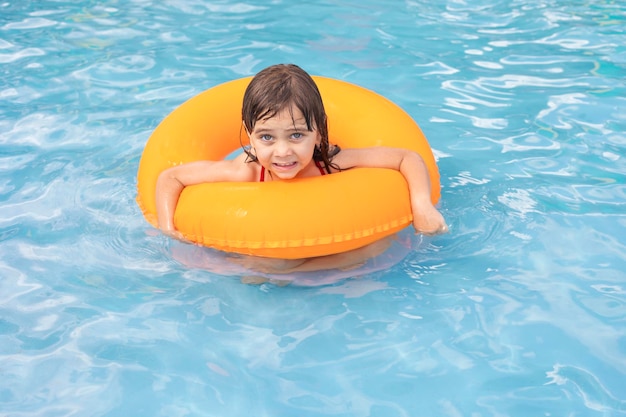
[291,132,303,139]
[259,134,273,141]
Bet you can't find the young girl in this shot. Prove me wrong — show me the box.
[156,64,447,273]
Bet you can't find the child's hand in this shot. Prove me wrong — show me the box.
[412,201,448,236]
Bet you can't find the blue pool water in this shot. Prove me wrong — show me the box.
[1,0,625,416]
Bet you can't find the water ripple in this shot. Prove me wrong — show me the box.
[2,17,57,30]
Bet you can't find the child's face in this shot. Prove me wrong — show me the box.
[248,105,321,180]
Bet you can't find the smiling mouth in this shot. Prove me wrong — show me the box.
[272,162,297,169]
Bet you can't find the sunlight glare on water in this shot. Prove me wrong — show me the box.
[1,0,625,416]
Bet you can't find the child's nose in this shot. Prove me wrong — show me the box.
[275,139,293,156]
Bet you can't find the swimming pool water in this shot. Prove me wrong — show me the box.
[1,0,625,416]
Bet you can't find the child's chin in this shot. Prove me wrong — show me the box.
[273,172,299,180]
[270,166,301,179]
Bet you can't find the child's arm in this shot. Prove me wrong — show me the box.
[155,157,253,237]
[333,147,448,235]
[397,150,448,236]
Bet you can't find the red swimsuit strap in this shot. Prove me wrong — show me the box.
[314,159,328,175]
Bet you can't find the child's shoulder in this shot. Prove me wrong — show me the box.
[328,146,359,164]
[229,152,261,181]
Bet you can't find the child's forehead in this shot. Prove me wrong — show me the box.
[252,106,317,132]
[259,104,307,122]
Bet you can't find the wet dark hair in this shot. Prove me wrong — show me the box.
[241,64,340,171]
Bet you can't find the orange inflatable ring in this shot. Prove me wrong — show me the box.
[136,76,440,259]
